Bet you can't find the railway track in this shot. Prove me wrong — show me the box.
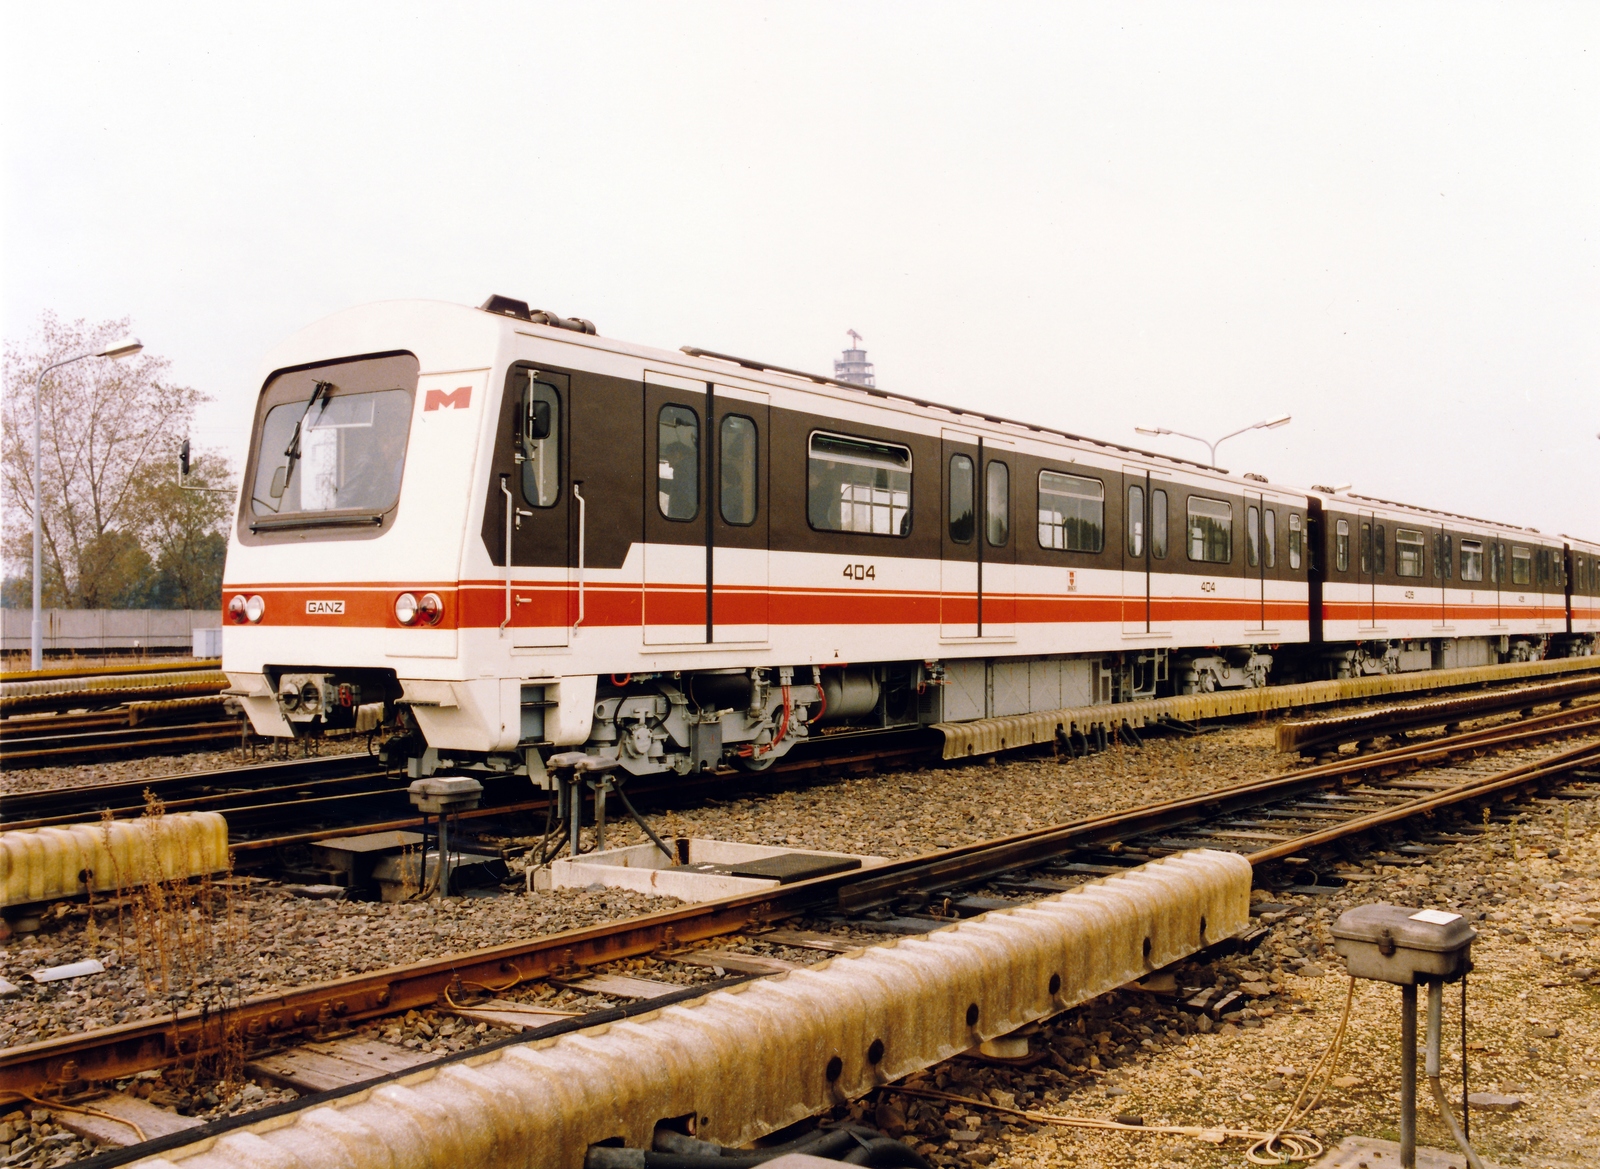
[5,702,1598,1110]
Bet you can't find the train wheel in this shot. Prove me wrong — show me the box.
[734,752,776,773]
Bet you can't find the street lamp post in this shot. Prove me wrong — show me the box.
[1134,414,1292,467]
[30,336,143,671]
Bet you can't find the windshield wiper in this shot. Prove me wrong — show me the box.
[278,380,335,494]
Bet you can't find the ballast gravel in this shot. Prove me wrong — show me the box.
[827,785,1600,1169]
[3,702,1596,1164]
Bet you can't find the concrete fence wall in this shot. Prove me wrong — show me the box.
[0,608,221,653]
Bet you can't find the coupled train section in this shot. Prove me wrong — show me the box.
[220,295,1600,786]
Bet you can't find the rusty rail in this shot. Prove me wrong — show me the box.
[3,713,1597,1098]
[1274,675,1600,754]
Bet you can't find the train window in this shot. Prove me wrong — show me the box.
[1336,520,1350,572]
[254,386,412,517]
[1443,534,1453,581]
[1151,489,1168,559]
[1460,540,1484,582]
[1246,506,1260,568]
[808,431,912,536]
[1491,542,1505,585]
[948,455,974,543]
[986,461,1009,546]
[657,405,699,521]
[1187,496,1232,564]
[1265,509,1277,568]
[1511,546,1532,586]
[1375,525,1386,575]
[1127,484,1145,557]
[1038,470,1104,552]
[1289,513,1303,570]
[1396,528,1425,578]
[719,414,757,526]
[1360,523,1372,574]
[519,376,561,508]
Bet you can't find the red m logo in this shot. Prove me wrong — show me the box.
[424,386,472,412]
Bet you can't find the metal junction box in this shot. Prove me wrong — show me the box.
[1331,903,1476,985]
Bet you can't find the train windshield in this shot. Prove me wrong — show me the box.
[245,353,419,533]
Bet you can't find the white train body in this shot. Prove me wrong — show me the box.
[220,298,1595,777]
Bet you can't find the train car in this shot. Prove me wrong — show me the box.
[1303,488,1583,675]
[220,296,1316,780]
[1568,536,1600,644]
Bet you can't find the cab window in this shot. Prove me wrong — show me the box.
[519,375,561,508]
[1335,519,1350,572]
[1288,512,1302,570]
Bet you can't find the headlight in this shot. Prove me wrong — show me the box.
[244,595,265,623]
[227,595,248,624]
[417,592,443,626]
[395,592,419,625]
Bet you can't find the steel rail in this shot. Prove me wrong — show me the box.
[1248,739,1600,864]
[0,659,220,686]
[1275,674,1600,754]
[3,717,1597,1097]
[0,721,245,768]
[0,680,227,718]
[0,754,380,824]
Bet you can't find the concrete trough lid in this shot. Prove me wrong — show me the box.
[128,848,1251,1169]
[1,811,230,910]
[543,838,886,902]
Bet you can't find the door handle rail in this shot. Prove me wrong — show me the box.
[574,482,586,629]
[500,475,513,634]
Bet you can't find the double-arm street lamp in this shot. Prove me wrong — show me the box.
[1134,414,1292,467]
[30,336,144,671]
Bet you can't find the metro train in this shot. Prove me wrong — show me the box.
[220,296,1599,781]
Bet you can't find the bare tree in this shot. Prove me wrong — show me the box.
[2,313,212,607]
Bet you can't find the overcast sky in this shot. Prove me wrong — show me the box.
[3,3,1596,538]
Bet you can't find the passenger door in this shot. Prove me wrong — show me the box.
[940,430,979,639]
[1359,510,1378,630]
[1122,468,1150,634]
[979,445,1016,638]
[710,386,769,643]
[643,372,707,645]
[1245,493,1266,632]
[1147,479,1172,633]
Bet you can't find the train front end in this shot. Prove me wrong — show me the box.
[221,301,512,760]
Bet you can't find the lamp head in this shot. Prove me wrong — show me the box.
[97,337,143,360]
[1134,426,1169,437]
[1256,414,1292,430]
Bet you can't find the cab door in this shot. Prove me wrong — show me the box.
[940,431,979,639]
[643,372,707,645]
[710,386,768,643]
[499,366,570,648]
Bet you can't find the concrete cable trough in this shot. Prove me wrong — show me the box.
[124,849,1250,1169]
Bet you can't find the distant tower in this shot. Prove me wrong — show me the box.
[833,329,875,387]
